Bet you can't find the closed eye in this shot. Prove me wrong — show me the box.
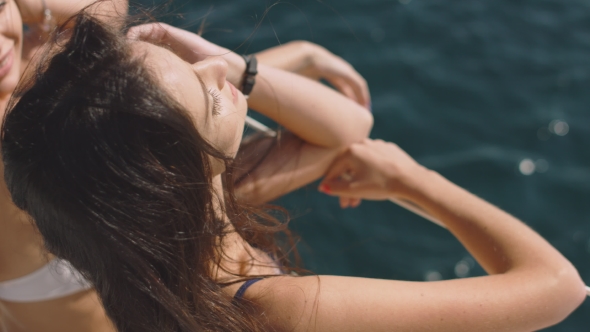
[208,88,222,116]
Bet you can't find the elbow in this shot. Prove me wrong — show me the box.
[352,108,373,143]
[539,264,587,328]
[554,265,586,317]
[360,109,374,138]
[334,108,373,147]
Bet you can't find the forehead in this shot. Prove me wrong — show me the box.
[132,41,188,91]
[130,41,210,129]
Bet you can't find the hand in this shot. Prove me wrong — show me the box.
[304,44,371,109]
[256,41,371,109]
[319,139,425,202]
[127,23,246,87]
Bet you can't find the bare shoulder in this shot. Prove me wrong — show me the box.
[0,193,47,281]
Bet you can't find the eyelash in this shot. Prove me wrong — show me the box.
[208,89,222,116]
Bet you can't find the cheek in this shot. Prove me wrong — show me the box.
[227,112,245,156]
[221,108,245,155]
[212,119,242,156]
[228,118,245,155]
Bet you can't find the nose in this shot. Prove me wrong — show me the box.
[192,57,228,91]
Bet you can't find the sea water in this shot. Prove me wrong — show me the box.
[139,0,590,329]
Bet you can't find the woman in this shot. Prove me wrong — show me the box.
[2,12,585,332]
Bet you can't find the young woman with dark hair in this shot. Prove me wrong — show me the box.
[1,11,585,332]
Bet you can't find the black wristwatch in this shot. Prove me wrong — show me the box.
[240,55,258,98]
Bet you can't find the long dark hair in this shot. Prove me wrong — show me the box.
[2,13,293,331]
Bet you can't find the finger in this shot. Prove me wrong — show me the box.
[356,83,371,111]
[324,65,370,108]
[126,26,142,40]
[353,73,371,109]
[339,197,350,209]
[325,179,376,198]
[321,178,371,197]
[320,165,358,194]
[342,73,371,109]
[329,78,359,103]
[322,150,355,182]
[350,198,362,208]
[127,24,160,41]
[319,179,349,195]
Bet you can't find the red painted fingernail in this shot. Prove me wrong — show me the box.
[319,184,331,193]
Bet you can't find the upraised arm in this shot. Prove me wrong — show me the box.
[17,0,127,26]
[255,41,371,109]
[128,23,372,148]
[127,23,373,204]
[19,0,128,71]
[245,139,586,331]
[229,62,372,204]
[227,60,372,204]
[245,63,371,148]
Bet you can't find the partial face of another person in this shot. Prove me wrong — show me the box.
[134,41,248,174]
[0,0,23,99]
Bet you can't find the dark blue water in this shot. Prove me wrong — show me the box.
[140,0,590,329]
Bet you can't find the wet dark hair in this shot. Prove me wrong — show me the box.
[2,13,293,332]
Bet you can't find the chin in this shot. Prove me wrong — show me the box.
[238,94,248,115]
[0,72,19,98]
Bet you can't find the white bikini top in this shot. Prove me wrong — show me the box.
[0,259,91,302]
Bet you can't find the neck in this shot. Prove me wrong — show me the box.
[211,174,229,223]
[210,174,274,282]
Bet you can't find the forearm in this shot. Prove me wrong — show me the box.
[256,41,314,74]
[247,64,373,148]
[166,32,373,146]
[405,169,582,278]
[234,133,344,205]
[402,170,586,322]
[319,139,585,328]
[18,0,127,25]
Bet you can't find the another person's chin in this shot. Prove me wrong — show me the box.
[0,51,17,93]
[0,74,19,98]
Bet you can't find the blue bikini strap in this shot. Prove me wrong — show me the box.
[232,278,264,303]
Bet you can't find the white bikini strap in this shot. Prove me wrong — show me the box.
[0,259,91,302]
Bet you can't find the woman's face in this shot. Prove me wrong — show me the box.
[135,41,248,164]
[0,0,23,98]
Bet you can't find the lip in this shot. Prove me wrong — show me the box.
[227,81,238,105]
[0,47,14,80]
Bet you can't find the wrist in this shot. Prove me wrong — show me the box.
[299,41,323,77]
[291,41,315,66]
[240,55,258,98]
[225,53,247,88]
[388,166,436,200]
